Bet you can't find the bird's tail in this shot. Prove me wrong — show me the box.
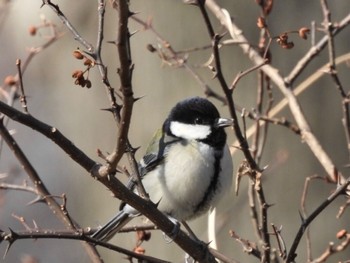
[91,211,132,242]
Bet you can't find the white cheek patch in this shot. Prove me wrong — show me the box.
[170,121,211,140]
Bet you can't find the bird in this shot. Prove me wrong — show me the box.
[92,97,233,242]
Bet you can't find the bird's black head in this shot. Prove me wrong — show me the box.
[163,97,232,148]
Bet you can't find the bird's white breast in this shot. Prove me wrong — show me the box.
[140,140,232,220]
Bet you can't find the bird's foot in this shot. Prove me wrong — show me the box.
[162,216,180,243]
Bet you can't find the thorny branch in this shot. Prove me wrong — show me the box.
[205,0,349,183]
[0,117,102,262]
[1,0,350,262]
[0,99,221,263]
[0,2,222,262]
[286,176,350,262]
[0,229,169,263]
[196,2,271,261]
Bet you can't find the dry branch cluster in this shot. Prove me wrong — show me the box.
[0,0,350,263]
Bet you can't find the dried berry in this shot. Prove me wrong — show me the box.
[133,246,145,255]
[299,27,310,40]
[73,50,84,60]
[336,229,347,239]
[84,58,93,66]
[28,26,37,36]
[72,70,84,79]
[257,17,267,29]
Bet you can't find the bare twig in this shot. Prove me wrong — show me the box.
[229,230,261,259]
[15,59,28,113]
[0,182,37,196]
[310,233,350,263]
[230,60,269,91]
[205,0,349,184]
[320,0,350,161]
[286,176,350,262]
[300,175,328,262]
[131,15,227,104]
[271,224,286,260]
[41,0,94,52]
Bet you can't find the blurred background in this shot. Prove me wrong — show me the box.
[0,0,349,262]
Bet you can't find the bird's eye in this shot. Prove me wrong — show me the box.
[194,117,204,125]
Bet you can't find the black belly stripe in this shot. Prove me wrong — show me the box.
[194,149,223,214]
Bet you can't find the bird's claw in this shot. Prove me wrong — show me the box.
[162,216,180,243]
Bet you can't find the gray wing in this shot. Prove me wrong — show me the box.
[92,132,179,241]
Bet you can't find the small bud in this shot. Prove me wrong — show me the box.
[257,17,267,29]
[84,58,93,66]
[28,26,37,36]
[4,75,16,86]
[73,50,84,60]
[299,27,310,40]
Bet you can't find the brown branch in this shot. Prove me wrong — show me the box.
[205,0,347,184]
[0,229,169,263]
[197,2,261,173]
[15,59,28,113]
[0,118,102,262]
[196,2,272,261]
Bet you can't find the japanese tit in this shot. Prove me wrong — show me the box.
[92,97,233,241]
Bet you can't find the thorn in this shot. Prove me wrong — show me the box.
[129,30,139,37]
[106,40,117,45]
[266,203,275,209]
[7,228,17,241]
[101,104,122,115]
[205,240,212,247]
[262,164,269,171]
[154,198,161,209]
[27,196,46,206]
[128,10,140,17]
[126,146,140,154]
[133,95,145,102]
[100,107,114,112]
[3,228,18,257]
